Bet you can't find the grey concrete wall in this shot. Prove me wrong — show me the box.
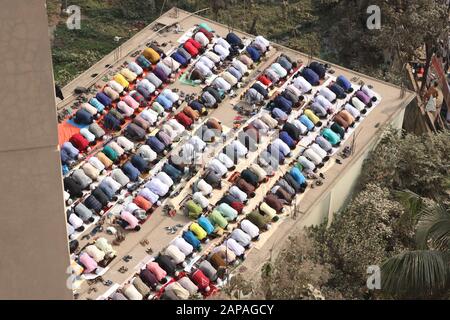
[0,0,72,299]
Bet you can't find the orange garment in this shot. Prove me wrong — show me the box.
[133,196,152,211]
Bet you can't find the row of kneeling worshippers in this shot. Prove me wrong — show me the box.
[244,53,298,106]
[60,26,223,173]
[190,30,271,91]
[65,115,231,238]
[109,216,264,300]
[69,238,117,276]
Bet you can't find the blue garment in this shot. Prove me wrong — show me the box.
[183,230,201,250]
[131,155,149,173]
[62,142,79,158]
[279,131,296,148]
[136,55,151,69]
[171,52,188,66]
[251,83,268,98]
[246,46,261,62]
[228,67,242,80]
[226,32,242,46]
[278,56,293,72]
[267,145,285,164]
[301,68,320,86]
[89,98,105,113]
[136,84,152,100]
[309,62,326,79]
[336,75,352,92]
[146,136,166,154]
[271,107,288,120]
[62,164,70,175]
[290,167,306,185]
[299,115,315,131]
[156,95,173,111]
[60,149,71,165]
[74,108,93,125]
[329,83,346,99]
[274,96,293,114]
[177,48,192,62]
[103,113,121,131]
[99,181,116,198]
[96,92,112,107]
[189,100,204,112]
[162,163,182,181]
[198,216,214,235]
[122,162,140,181]
[84,195,103,213]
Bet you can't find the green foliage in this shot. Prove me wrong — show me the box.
[360,128,450,200]
[381,250,449,299]
[308,184,408,299]
[416,202,450,251]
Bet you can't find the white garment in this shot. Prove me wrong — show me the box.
[171,237,194,256]
[137,145,157,162]
[304,148,322,165]
[138,188,159,203]
[156,171,174,187]
[197,179,212,196]
[162,89,179,103]
[213,76,231,91]
[217,153,234,169]
[69,213,83,229]
[190,136,206,152]
[240,219,259,239]
[117,136,135,151]
[229,185,247,202]
[140,109,158,125]
[351,97,366,111]
[310,143,327,159]
[319,87,337,102]
[293,76,312,93]
[165,244,186,264]
[117,101,134,117]
[193,192,209,209]
[89,156,105,171]
[214,44,230,60]
[194,32,209,47]
[231,140,248,157]
[272,138,291,156]
[230,229,252,247]
[198,56,215,69]
[225,238,245,256]
[208,158,228,177]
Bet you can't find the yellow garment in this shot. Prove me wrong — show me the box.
[304,109,320,125]
[120,68,137,82]
[189,223,207,241]
[70,260,84,276]
[114,74,130,89]
[259,202,277,221]
[97,152,113,168]
[143,47,160,64]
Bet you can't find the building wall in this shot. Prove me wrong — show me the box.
[0,0,72,299]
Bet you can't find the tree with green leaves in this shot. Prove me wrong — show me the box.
[381,191,450,299]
